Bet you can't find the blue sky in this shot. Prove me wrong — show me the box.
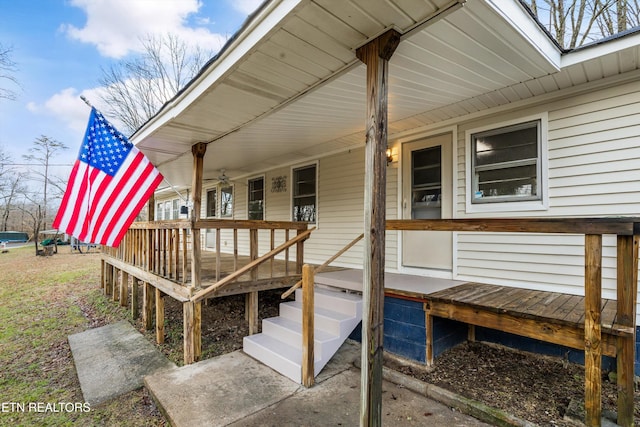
[0,0,262,175]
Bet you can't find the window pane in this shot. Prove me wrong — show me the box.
[172,199,179,219]
[220,186,233,217]
[477,164,537,198]
[164,201,171,220]
[475,126,537,166]
[248,178,264,220]
[293,196,316,222]
[472,120,540,203]
[206,189,217,217]
[156,203,162,220]
[293,165,316,222]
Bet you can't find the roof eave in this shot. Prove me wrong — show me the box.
[130,0,305,146]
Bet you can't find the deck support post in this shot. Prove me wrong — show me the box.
[248,229,259,334]
[424,302,434,366]
[112,268,119,302]
[301,264,315,387]
[143,282,154,330]
[156,289,165,344]
[616,235,638,427]
[105,264,113,297]
[356,28,400,427]
[131,278,139,319]
[584,234,602,427]
[190,142,207,289]
[183,301,201,364]
[120,271,129,307]
[100,259,105,291]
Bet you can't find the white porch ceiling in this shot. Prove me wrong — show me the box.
[132,0,639,190]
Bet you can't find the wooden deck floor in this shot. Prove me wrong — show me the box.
[313,269,632,360]
[426,282,626,336]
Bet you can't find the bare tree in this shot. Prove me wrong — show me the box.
[523,0,635,49]
[0,173,27,232]
[0,43,19,101]
[99,33,212,135]
[22,136,69,231]
[18,194,44,256]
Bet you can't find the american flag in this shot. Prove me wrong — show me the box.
[53,107,163,248]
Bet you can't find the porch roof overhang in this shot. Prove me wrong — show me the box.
[130,0,639,191]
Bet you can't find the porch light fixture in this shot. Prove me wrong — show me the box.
[386,148,393,165]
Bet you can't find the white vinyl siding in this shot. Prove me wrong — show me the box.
[195,148,398,271]
[453,79,640,322]
[305,148,398,270]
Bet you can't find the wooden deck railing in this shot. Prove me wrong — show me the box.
[103,220,191,284]
[102,219,310,293]
[192,227,315,302]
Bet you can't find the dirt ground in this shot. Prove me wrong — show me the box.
[386,341,640,426]
[135,289,639,426]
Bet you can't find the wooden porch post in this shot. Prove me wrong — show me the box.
[584,234,602,427]
[301,264,315,387]
[616,234,638,427]
[190,142,207,289]
[183,142,206,365]
[356,29,400,427]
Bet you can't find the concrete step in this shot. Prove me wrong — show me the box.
[243,285,363,384]
[294,287,362,316]
[243,333,322,383]
[261,316,341,362]
[315,270,364,292]
[279,301,356,337]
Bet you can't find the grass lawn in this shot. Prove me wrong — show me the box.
[0,246,166,426]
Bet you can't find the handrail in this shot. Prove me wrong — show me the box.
[281,233,364,299]
[386,218,640,235]
[191,227,315,302]
[195,219,309,230]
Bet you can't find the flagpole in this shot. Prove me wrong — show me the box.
[80,95,93,109]
[161,177,190,206]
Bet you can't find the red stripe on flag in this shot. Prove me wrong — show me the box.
[110,171,163,247]
[78,166,105,242]
[101,158,155,243]
[88,151,147,244]
[52,160,81,230]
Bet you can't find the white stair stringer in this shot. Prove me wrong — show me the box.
[243,286,362,384]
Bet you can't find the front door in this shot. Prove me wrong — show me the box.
[401,133,453,271]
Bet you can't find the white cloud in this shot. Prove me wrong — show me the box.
[33,87,116,134]
[63,0,228,58]
[229,0,263,15]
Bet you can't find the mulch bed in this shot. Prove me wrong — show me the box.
[385,341,640,426]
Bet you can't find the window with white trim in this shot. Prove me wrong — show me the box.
[292,164,316,223]
[471,120,541,204]
[248,177,264,220]
[206,188,217,217]
[220,185,233,217]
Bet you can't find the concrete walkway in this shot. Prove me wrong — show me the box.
[68,320,175,405]
[145,340,490,427]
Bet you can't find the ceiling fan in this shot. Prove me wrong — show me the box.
[206,169,246,186]
[216,169,231,185]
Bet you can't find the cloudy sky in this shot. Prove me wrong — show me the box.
[0,0,262,174]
